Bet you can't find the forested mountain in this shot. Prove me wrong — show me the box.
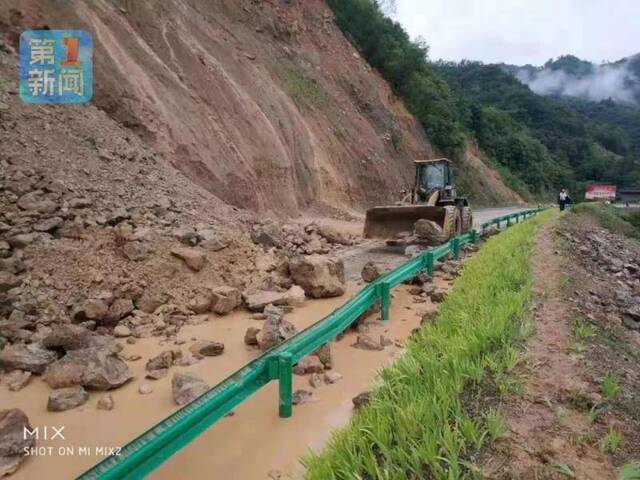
[503,54,640,107]
[327,0,640,200]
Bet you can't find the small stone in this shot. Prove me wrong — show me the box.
[324,372,343,384]
[138,383,154,395]
[113,325,131,337]
[170,247,206,271]
[430,291,446,303]
[4,370,32,392]
[146,350,174,371]
[82,299,109,321]
[210,286,241,314]
[352,391,370,409]
[33,216,63,232]
[284,285,306,307]
[189,340,224,357]
[0,409,34,476]
[292,389,313,405]
[244,290,288,312]
[188,292,212,314]
[172,372,209,405]
[354,335,384,351]
[145,368,168,380]
[309,373,323,388]
[379,335,393,347]
[104,298,134,326]
[244,327,260,346]
[47,386,89,411]
[0,272,21,292]
[293,355,324,375]
[97,395,114,411]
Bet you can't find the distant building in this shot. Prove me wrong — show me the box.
[617,188,640,204]
[585,184,616,202]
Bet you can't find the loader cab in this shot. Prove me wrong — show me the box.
[414,159,456,204]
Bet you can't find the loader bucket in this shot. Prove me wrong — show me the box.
[363,205,447,239]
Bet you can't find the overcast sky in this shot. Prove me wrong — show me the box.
[392,0,640,65]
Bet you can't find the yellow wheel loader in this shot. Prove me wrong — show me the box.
[364,159,472,243]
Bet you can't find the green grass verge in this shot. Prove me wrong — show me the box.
[303,210,555,479]
[570,203,640,239]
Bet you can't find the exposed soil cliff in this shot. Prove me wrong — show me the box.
[1,0,520,215]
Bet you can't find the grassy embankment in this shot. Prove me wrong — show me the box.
[304,210,555,479]
[570,203,640,239]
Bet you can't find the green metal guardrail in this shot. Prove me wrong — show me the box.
[79,208,544,480]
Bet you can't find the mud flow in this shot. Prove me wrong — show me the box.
[5,275,453,480]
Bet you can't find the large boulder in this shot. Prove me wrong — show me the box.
[43,347,132,390]
[211,286,241,315]
[317,225,352,245]
[0,409,35,477]
[43,325,119,353]
[414,219,447,244]
[257,305,297,350]
[289,255,345,299]
[172,372,209,405]
[0,343,57,373]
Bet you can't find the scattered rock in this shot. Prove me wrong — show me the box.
[317,224,352,245]
[0,272,21,292]
[103,298,134,326]
[354,335,384,351]
[379,335,393,347]
[324,371,343,384]
[361,261,381,283]
[44,347,132,390]
[257,306,297,350]
[0,409,34,477]
[189,340,224,357]
[172,372,209,405]
[97,395,114,411]
[113,325,131,338]
[244,290,288,312]
[244,327,260,346]
[145,368,168,380]
[80,299,109,321]
[314,343,333,369]
[33,216,63,232]
[138,383,154,395]
[210,286,241,314]
[352,391,370,409]
[293,355,324,375]
[430,291,447,303]
[47,386,89,411]
[289,255,345,298]
[146,350,175,371]
[292,389,313,405]
[171,247,206,271]
[0,343,57,373]
[404,245,421,257]
[4,370,32,392]
[284,285,306,307]
[309,373,323,388]
[188,292,212,314]
[121,241,148,261]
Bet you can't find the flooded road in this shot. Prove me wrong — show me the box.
[4,207,522,480]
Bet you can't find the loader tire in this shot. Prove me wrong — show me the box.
[442,206,458,240]
[461,207,473,233]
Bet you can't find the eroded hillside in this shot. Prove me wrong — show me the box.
[1,0,520,214]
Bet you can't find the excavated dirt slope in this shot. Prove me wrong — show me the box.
[1,0,520,215]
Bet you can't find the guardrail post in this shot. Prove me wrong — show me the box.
[278,353,293,418]
[506,216,512,227]
[470,229,479,244]
[425,250,435,276]
[451,237,461,259]
[378,282,391,322]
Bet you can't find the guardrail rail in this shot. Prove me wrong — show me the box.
[79,208,545,480]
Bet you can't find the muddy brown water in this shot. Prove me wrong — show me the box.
[5,277,452,480]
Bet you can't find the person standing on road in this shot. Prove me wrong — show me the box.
[558,188,571,211]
